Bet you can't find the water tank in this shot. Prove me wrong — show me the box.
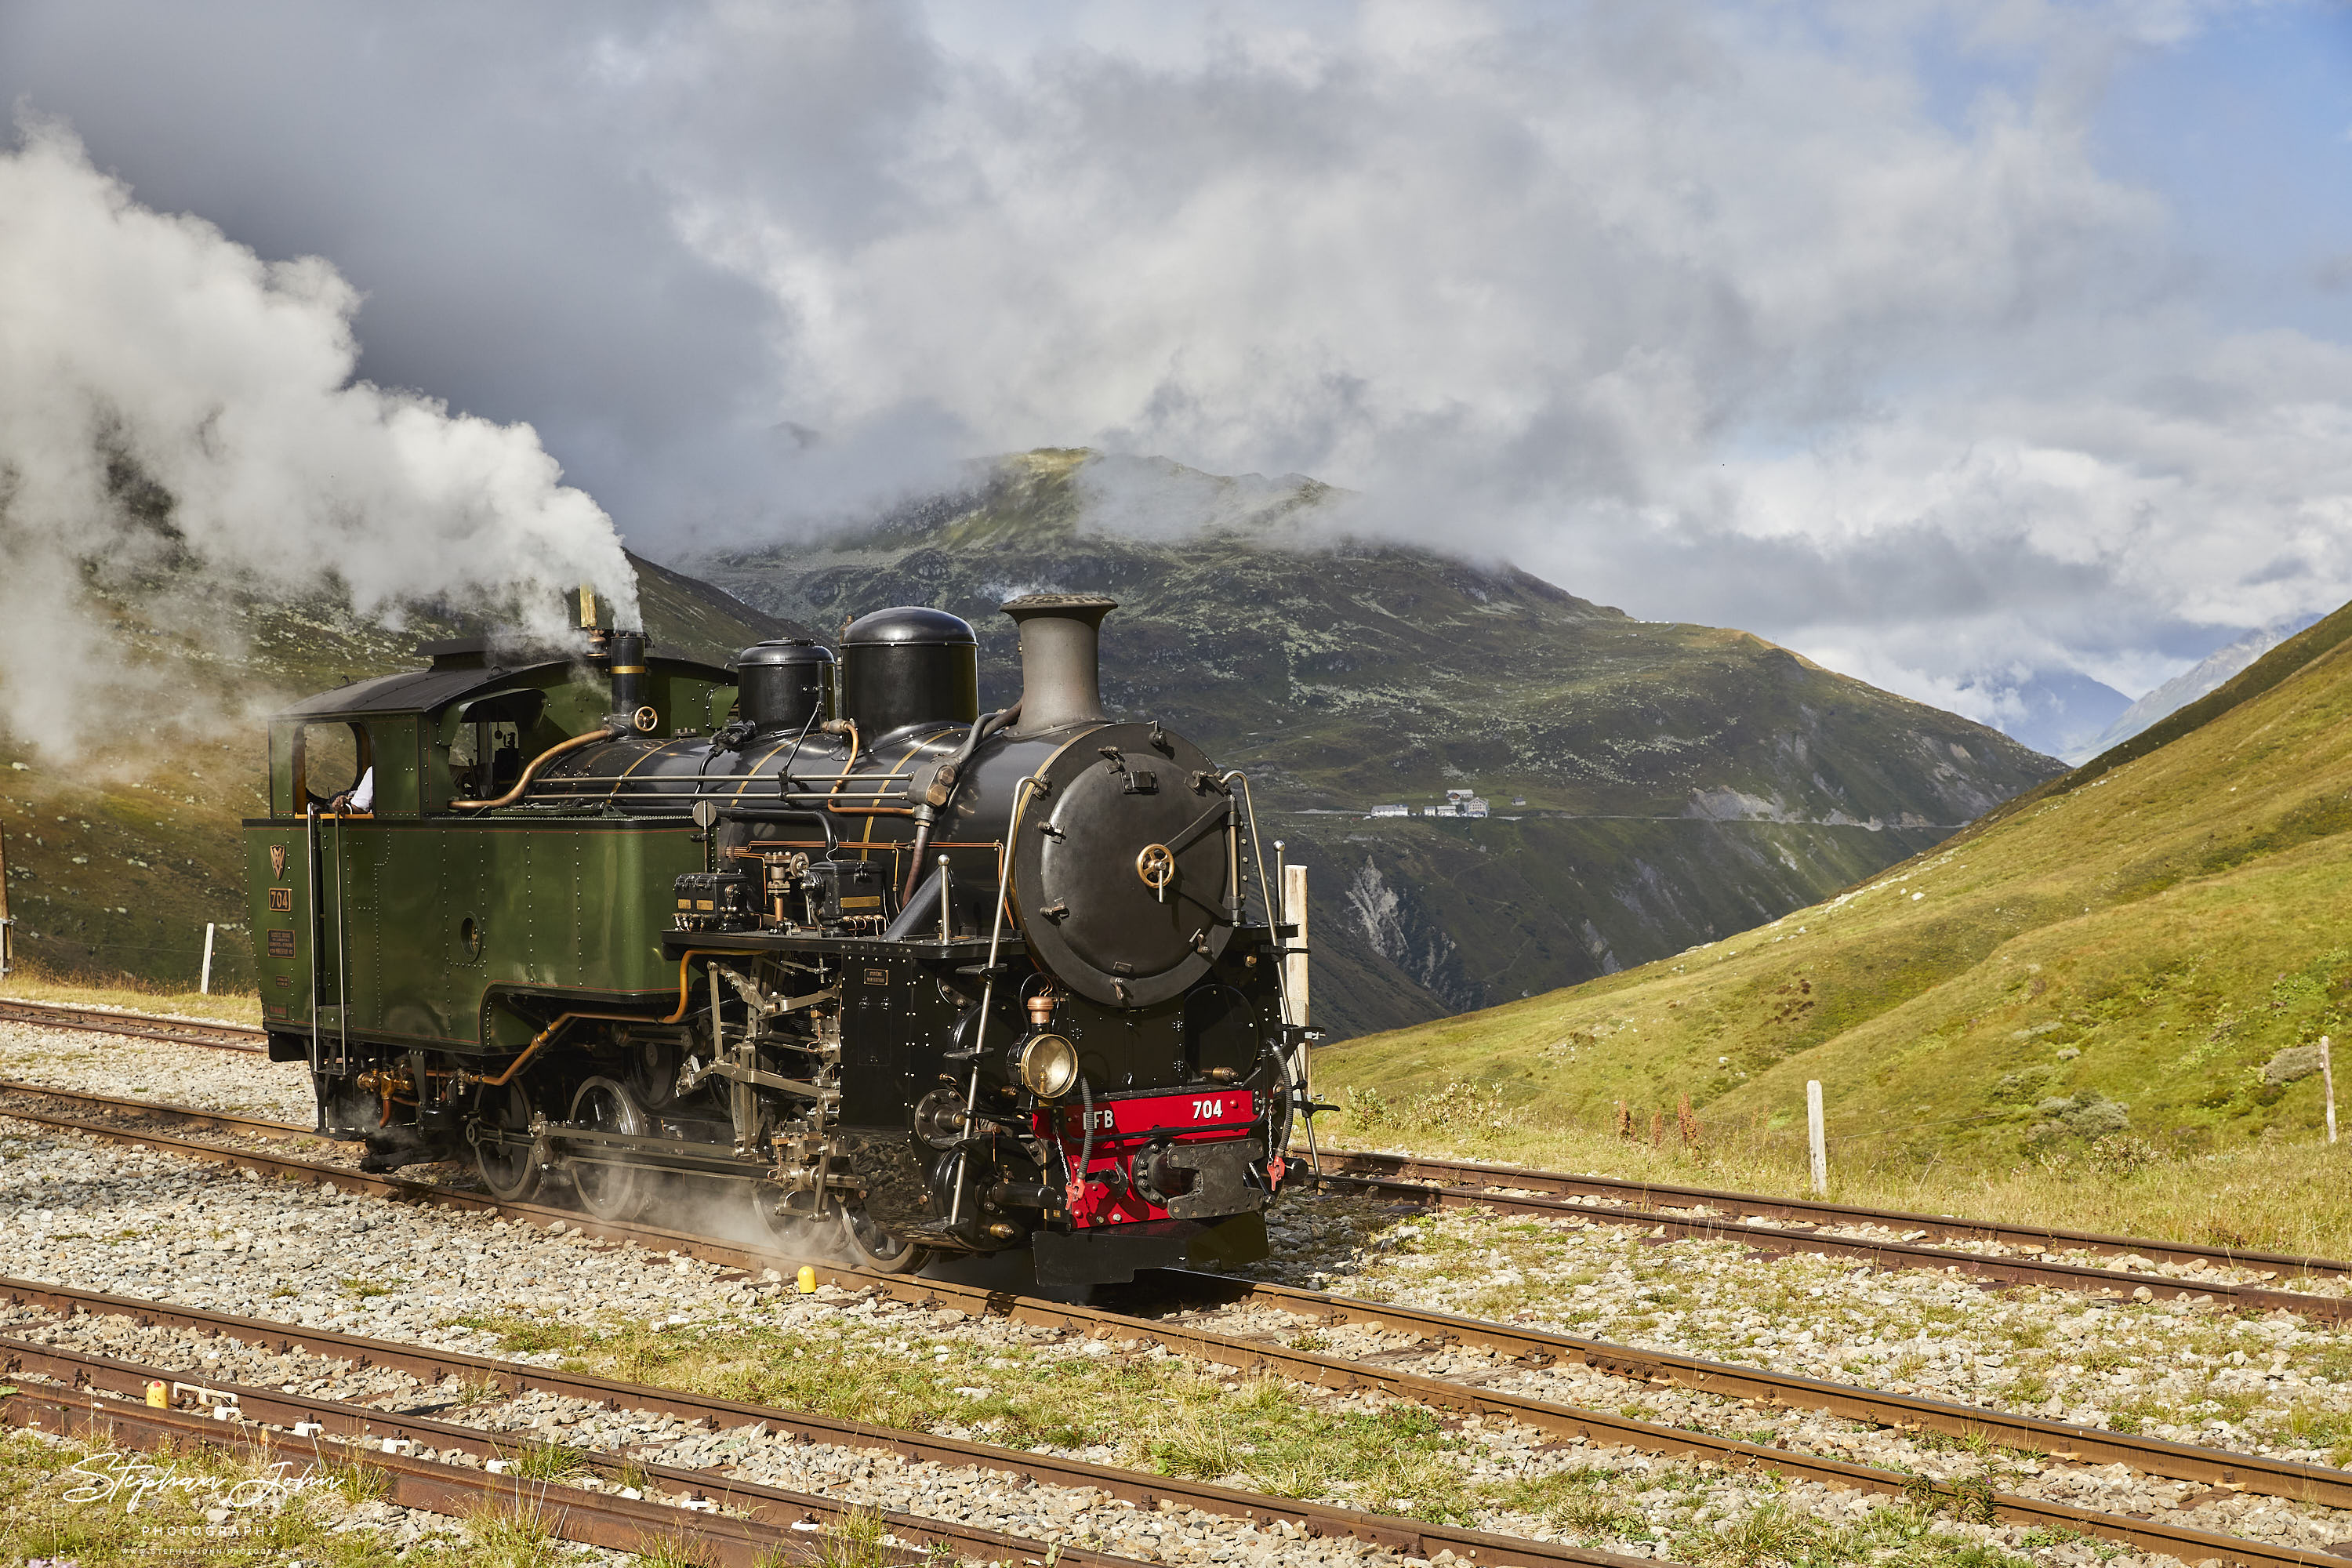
[839,608,978,739]
[734,639,834,734]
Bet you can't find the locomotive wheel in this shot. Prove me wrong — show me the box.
[753,1188,827,1253]
[839,1202,927,1274]
[568,1077,651,1222]
[474,1083,540,1202]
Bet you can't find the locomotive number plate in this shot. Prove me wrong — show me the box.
[863,968,890,985]
[267,887,293,912]
[267,930,296,958]
[1059,1089,1257,1139]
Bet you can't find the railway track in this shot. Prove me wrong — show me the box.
[0,996,266,1052]
[12,997,2343,1308]
[15,996,2342,1295]
[6,1071,2346,1321]
[1312,1149,2352,1287]
[9,1081,2352,1566]
[1311,1166,2352,1318]
[2,1344,1134,1568]
[0,1276,1651,1568]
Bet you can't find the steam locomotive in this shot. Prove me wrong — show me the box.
[242,593,1307,1283]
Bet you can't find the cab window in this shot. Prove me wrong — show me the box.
[296,722,369,807]
[448,720,522,799]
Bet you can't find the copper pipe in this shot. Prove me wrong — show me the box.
[824,721,862,808]
[451,727,613,811]
[474,948,726,1089]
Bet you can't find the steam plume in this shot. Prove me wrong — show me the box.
[0,117,640,756]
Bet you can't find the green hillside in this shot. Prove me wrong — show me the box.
[0,554,790,993]
[1317,597,2352,1178]
[702,448,2062,1038]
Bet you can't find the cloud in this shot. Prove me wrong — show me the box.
[0,118,640,756]
[7,0,2348,724]
[610,2,2351,702]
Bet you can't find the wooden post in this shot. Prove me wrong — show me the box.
[1806,1080,1828,1195]
[2325,1036,2338,1147]
[0,819,11,977]
[1282,864,1310,1091]
[199,923,216,995]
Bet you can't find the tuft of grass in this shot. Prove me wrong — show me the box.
[1483,1467,1643,1540]
[812,1504,898,1568]
[510,1439,588,1482]
[462,1490,568,1568]
[320,1446,392,1504]
[637,1525,723,1568]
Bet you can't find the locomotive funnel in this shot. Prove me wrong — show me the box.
[607,630,650,731]
[1002,593,1115,735]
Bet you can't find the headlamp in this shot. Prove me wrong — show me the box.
[1014,1032,1080,1099]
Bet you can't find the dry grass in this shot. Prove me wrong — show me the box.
[2,962,261,1026]
[0,1425,410,1565]
[1319,1080,2352,1259]
[455,1308,1504,1524]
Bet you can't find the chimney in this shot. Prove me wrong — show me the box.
[1000,593,1116,735]
[607,630,649,729]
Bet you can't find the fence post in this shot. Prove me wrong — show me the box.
[0,819,11,978]
[2325,1036,2338,1147]
[199,923,216,996]
[1282,864,1310,1093]
[1806,1080,1828,1195]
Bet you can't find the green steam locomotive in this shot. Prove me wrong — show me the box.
[243,593,1309,1283]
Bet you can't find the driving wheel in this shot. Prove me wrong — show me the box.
[839,1200,927,1274]
[474,1081,540,1202]
[753,1182,828,1254]
[568,1076,651,1222]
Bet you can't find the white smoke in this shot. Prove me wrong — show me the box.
[0,117,641,757]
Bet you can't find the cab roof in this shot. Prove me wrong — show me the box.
[274,638,730,722]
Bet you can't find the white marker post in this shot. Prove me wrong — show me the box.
[199,922,216,996]
[2325,1036,2338,1147]
[1806,1080,1828,1195]
[1283,864,1310,1092]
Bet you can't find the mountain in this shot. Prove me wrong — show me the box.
[1317,596,2352,1166]
[2074,615,2324,762]
[1960,668,2129,763]
[697,449,2064,1039]
[0,553,789,992]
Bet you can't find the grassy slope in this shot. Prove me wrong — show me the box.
[1316,597,2352,1189]
[0,554,791,993]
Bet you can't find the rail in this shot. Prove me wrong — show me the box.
[5,1081,2350,1568]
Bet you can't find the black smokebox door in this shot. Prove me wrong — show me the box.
[1010,721,1234,1009]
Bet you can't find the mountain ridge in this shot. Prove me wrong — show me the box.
[697,448,2063,1037]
